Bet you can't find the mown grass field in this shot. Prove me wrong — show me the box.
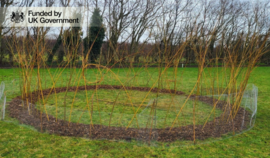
[0,67,269,157]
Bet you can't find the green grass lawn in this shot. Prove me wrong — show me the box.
[0,67,269,157]
[35,89,221,128]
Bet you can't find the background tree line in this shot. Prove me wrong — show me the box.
[0,0,269,66]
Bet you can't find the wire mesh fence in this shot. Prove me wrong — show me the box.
[0,82,6,120]
[1,78,258,146]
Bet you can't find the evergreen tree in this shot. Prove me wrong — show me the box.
[84,8,105,63]
[48,11,82,64]
[65,26,82,64]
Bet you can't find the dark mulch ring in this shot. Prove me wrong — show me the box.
[7,85,251,142]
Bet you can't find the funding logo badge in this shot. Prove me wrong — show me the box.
[10,11,24,23]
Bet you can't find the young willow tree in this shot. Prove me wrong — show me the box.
[84,8,105,63]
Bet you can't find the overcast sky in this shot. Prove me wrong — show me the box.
[2,0,269,43]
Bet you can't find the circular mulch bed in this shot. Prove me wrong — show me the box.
[7,85,251,142]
